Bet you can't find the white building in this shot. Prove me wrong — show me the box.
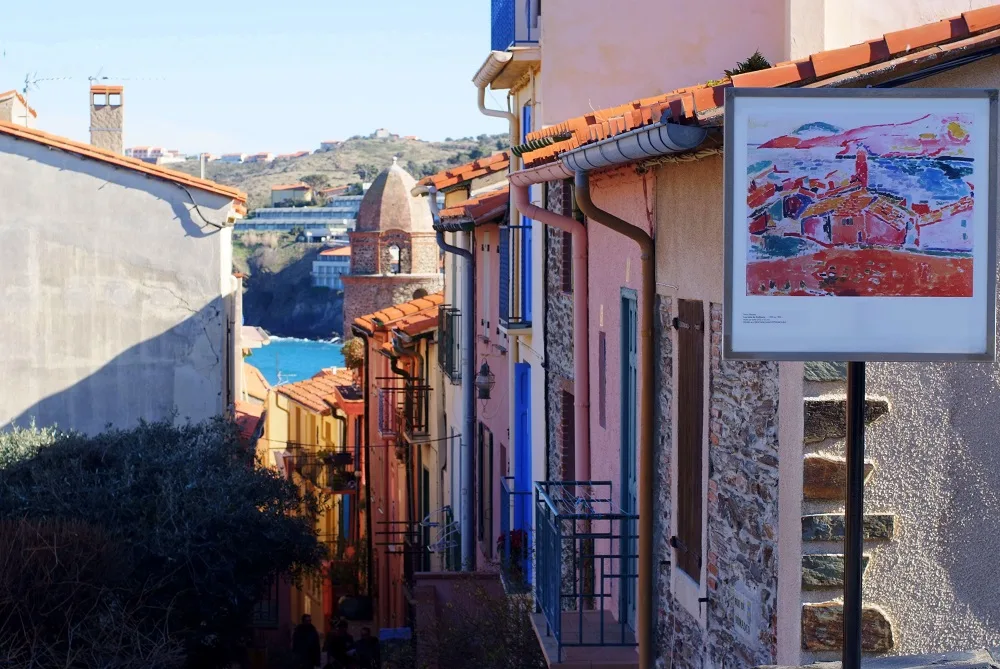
[246,152,274,164]
[219,153,246,164]
[319,140,341,151]
[0,90,37,129]
[311,245,351,289]
[235,207,355,240]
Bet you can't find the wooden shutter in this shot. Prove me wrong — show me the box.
[675,299,704,581]
[598,332,607,429]
[560,390,575,481]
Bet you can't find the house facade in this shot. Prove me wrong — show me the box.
[502,5,1000,668]
[0,90,37,128]
[0,122,245,435]
[271,183,314,207]
[312,246,352,290]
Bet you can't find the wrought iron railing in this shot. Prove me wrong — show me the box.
[499,476,533,594]
[438,307,461,383]
[286,448,358,493]
[499,222,532,330]
[491,0,540,51]
[379,382,431,440]
[534,481,639,663]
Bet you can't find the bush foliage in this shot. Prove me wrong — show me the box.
[0,419,326,668]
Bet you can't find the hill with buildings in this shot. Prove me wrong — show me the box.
[170,134,509,210]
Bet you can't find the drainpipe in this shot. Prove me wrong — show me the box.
[389,344,418,581]
[508,168,591,482]
[558,117,708,669]
[350,325,376,600]
[416,184,477,571]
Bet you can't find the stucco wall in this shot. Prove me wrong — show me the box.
[0,136,233,434]
[834,55,1000,656]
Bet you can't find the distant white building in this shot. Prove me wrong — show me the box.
[372,128,390,139]
[312,245,351,289]
[319,140,341,151]
[236,207,355,240]
[220,153,246,164]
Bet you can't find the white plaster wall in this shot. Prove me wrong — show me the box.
[0,136,233,434]
[777,361,805,665]
[843,55,1000,655]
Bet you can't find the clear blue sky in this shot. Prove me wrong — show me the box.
[1,1,509,154]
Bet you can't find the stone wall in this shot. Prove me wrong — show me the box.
[654,296,675,667]
[342,274,443,337]
[543,179,575,482]
[349,232,379,274]
[379,230,412,273]
[704,302,780,667]
[411,233,442,275]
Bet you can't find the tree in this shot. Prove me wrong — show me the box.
[0,419,326,668]
[343,337,365,370]
[354,162,382,182]
[300,173,331,191]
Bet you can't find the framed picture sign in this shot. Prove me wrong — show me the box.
[724,88,998,361]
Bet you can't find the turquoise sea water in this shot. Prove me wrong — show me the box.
[250,337,345,386]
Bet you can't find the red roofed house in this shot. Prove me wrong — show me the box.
[468,2,1000,668]
[271,183,314,207]
[351,292,447,630]
[0,89,37,128]
[312,245,352,290]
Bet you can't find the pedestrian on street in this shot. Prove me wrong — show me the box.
[292,614,321,669]
[354,627,380,669]
[323,618,354,669]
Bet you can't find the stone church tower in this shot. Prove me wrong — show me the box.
[342,158,443,335]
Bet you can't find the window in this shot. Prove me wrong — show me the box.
[560,390,575,481]
[92,93,107,107]
[108,93,122,107]
[675,299,704,582]
[842,217,854,226]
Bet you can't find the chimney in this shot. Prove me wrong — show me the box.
[89,85,123,154]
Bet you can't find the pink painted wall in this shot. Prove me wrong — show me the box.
[475,221,510,567]
[540,0,788,125]
[585,168,656,614]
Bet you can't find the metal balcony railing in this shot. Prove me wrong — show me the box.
[378,382,432,440]
[499,222,532,330]
[499,476,533,594]
[438,307,461,383]
[534,481,639,663]
[491,0,540,52]
[285,448,358,493]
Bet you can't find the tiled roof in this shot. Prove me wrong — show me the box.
[244,362,271,402]
[271,183,311,191]
[353,292,444,335]
[418,152,510,190]
[521,6,1000,168]
[234,401,265,444]
[0,89,38,117]
[320,245,352,257]
[275,367,354,413]
[439,186,510,224]
[90,85,123,94]
[0,121,246,202]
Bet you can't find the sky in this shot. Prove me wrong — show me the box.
[1,1,509,154]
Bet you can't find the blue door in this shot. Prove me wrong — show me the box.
[620,290,638,630]
[513,361,532,583]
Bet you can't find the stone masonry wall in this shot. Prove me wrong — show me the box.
[704,302,780,667]
[544,179,574,482]
[350,232,379,274]
[654,296,675,667]
[342,275,443,337]
[410,233,441,275]
[379,230,412,273]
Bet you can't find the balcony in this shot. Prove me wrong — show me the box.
[286,449,358,493]
[378,383,432,441]
[438,306,462,383]
[499,222,532,332]
[491,0,540,52]
[533,481,639,667]
[499,476,533,594]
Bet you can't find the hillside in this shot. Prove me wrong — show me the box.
[171,134,509,209]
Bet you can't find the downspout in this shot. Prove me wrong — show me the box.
[350,325,376,600]
[416,184,477,571]
[389,345,418,585]
[560,117,708,669]
[509,170,591,482]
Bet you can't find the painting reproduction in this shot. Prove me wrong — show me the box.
[745,112,978,297]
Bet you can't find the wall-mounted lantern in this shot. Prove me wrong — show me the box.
[475,361,495,400]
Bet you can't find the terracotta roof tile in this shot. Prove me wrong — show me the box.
[271,183,311,191]
[275,367,353,413]
[353,292,444,335]
[320,245,352,256]
[418,152,510,190]
[234,401,265,443]
[0,121,245,202]
[519,10,1000,170]
[0,89,38,117]
[439,186,510,223]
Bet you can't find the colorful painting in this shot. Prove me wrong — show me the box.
[745,113,977,297]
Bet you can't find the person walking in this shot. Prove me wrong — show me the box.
[354,627,380,669]
[291,614,321,669]
[323,619,354,669]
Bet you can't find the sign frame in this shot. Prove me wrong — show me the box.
[723,87,999,362]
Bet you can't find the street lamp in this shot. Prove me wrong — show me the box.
[474,361,495,400]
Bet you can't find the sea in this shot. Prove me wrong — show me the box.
[250,336,345,387]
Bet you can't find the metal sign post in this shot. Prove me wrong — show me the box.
[843,361,866,669]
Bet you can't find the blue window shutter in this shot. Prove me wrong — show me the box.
[499,227,510,326]
[522,218,532,323]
